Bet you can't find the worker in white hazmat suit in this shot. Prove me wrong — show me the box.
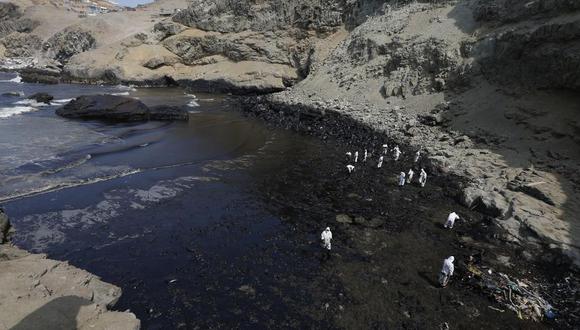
[439,256,455,287]
[321,227,332,250]
[377,156,384,168]
[419,168,427,187]
[398,172,406,186]
[364,149,368,162]
[414,150,421,163]
[407,169,414,183]
[354,151,359,163]
[444,212,460,229]
[346,165,355,173]
[346,152,352,159]
[382,144,388,155]
[392,146,401,161]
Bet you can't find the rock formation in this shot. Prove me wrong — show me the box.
[56,95,189,121]
[0,209,140,329]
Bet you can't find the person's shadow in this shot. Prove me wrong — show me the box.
[10,296,91,330]
[418,270,440,288]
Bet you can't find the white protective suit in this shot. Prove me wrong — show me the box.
[377,156,384,168]
[354,151,359,163]
[414,150,421,163]
[444,212,460,229]
[407,169,414,183]
[364,149,368,162]
[393,146,401,161]
[346,165,355,173]
[321,227,332,250]
[382,144,388,155]
[419,169,427,187]
[439,256,455,287]
[398,172,406,186]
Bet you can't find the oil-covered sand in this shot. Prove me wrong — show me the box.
[1,77,574,328]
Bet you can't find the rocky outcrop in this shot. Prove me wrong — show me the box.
[56,95,189,121]
[0,209,140,329]
[43,27,96,63]
[172,0,344,33]
[1,32,42,57]
[467,0,580,91]
[0,3,37,39]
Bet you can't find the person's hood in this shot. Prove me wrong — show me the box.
[325,227,330,231]
[449,256,455,262]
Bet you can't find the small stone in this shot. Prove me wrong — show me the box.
[336,214,353,224]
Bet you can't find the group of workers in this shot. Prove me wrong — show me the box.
[322,143,463,288]
[345,144,428,188]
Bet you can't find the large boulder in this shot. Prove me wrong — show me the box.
[56,95,188,122]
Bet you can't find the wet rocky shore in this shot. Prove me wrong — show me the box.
[0,210,140,329]
[238,93,580,328]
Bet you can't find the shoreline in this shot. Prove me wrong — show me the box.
[239,91,580,271]
[0,210,141,329]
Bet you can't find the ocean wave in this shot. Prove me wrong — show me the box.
[116,84,137,92]
[0,168,142,203]
[52,98,73,104]
[0,106,37,118]
[14,99,52,107]
[111,92,130,96]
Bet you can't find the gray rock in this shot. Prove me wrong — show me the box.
[56,95,150,122]
[172,0,344,33]
[27,92,54,104]
[461,187,509,218]
[143,56,178,69]
[0,208,9,243]
[43,27,96,63]
[336,214,353,224]
[153,21,186,40]
[507,170,562,206]
[1,32,41,57]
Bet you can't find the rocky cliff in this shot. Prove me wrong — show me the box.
[242,0,580,269]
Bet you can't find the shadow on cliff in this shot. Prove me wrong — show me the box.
[10,296,92,330]
[444,1,580,269]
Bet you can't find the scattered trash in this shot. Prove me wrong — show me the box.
[466,263,554,321]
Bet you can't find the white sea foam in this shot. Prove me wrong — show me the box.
[116,84,137,92]
[187,100,200,107]
[111,91,130,96]
[52,98,73,104]
[14,99,51,107]
[9,75,22,83]
[0,106,37,118]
